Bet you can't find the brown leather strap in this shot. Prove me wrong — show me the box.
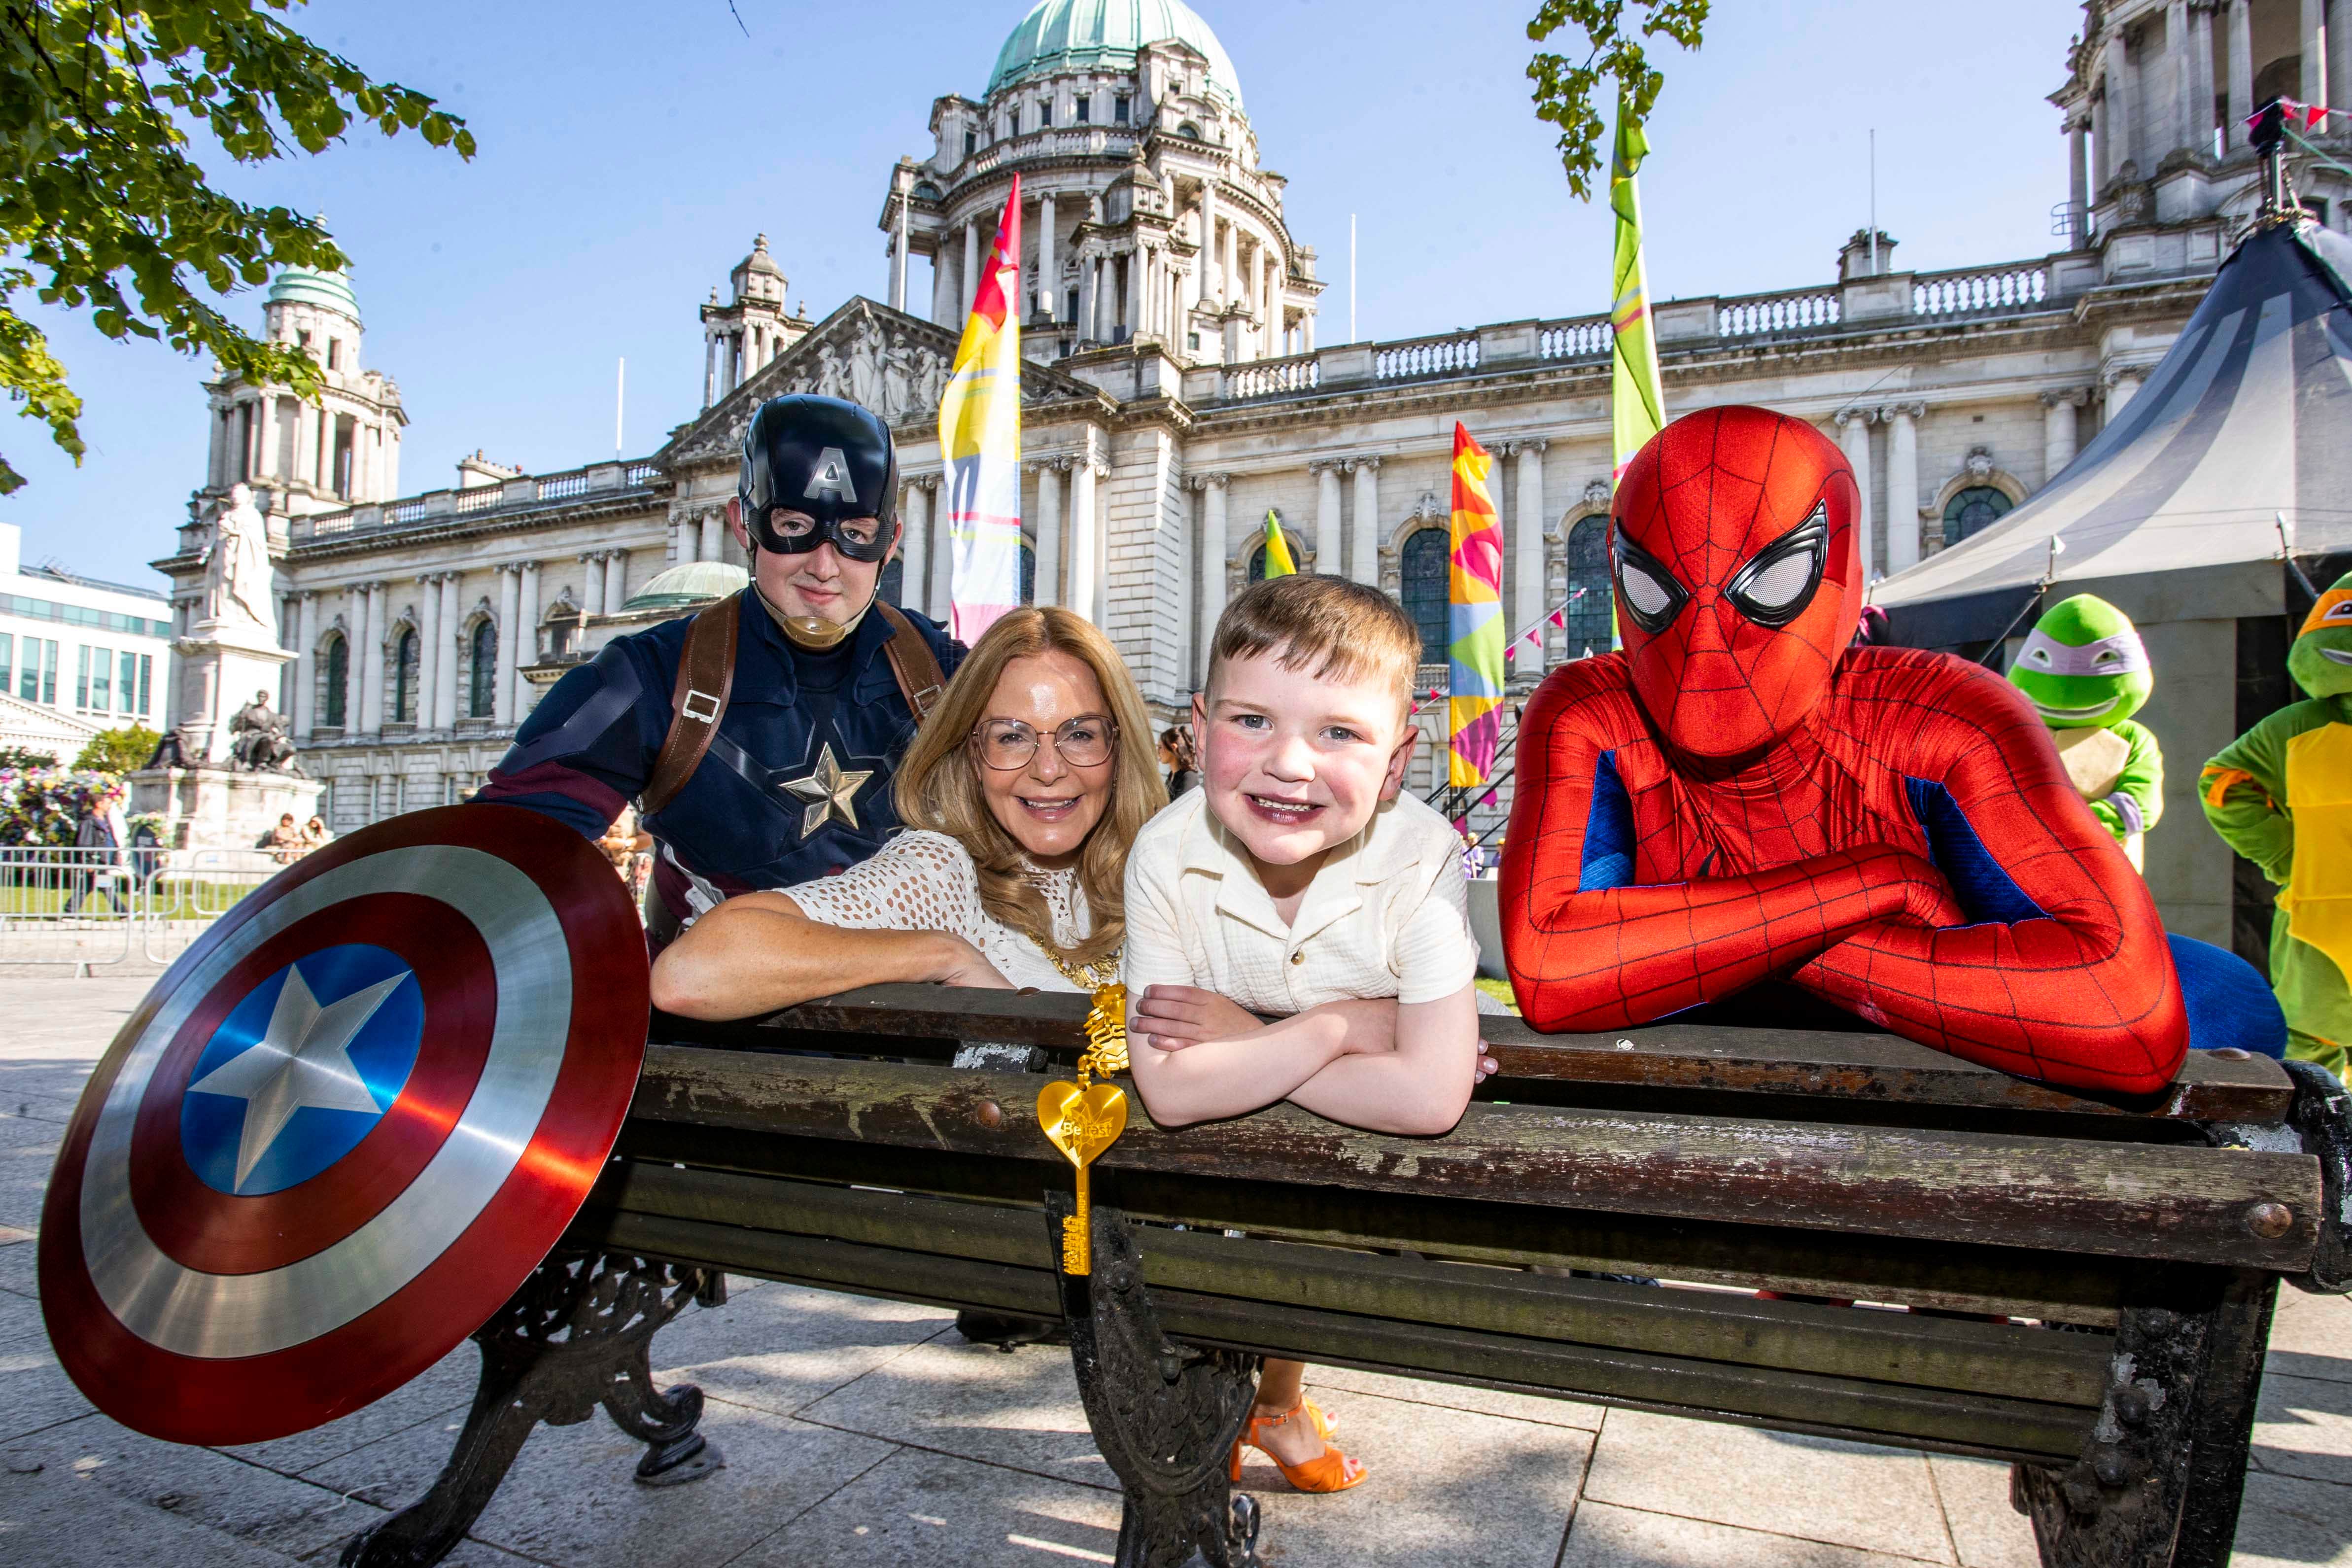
[641,592,742,816]
[875,600,949,722]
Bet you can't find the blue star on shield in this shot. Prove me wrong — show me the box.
[179,944,426,1196]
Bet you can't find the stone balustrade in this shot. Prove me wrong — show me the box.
[1224,353,1323,400]
[1911,263,2050,318]
[289,458,662,544]
[1719,289,1841,337]
[1374,332,1480,381]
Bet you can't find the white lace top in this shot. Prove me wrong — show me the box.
[781,829,1102,992]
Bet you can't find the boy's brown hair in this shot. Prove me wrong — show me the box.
[1207,574,1422,715]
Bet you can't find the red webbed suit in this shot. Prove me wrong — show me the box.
[1499,407,2189,1096]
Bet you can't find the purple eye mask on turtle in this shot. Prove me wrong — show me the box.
[2015,628,2148,677]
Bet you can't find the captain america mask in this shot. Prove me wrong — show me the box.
[1611,406,1863,760]
[739,393,898,559]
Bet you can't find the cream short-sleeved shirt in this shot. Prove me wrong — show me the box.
[1122,787,1482,1013]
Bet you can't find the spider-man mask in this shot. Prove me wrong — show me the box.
[1612,406,1863,760]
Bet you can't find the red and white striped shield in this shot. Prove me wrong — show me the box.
[38,804,648,1445]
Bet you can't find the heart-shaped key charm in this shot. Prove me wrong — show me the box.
[1037,1080,1128,1166]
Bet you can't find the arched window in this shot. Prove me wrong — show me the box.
[1564,516,1613,657]
[321,634,347,729]
[392,628,419,724]
[1020,542,1037,605]
[879,556,905,606]
[1178,121,1202,140]
[468,621,497,718]
[1942,487,2013,547]
[1399,529,1449,663]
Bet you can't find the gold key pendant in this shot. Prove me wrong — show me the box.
[1036,983,1133,1275]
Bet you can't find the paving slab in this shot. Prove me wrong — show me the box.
[222,1344,482,1479]
[648,1277,953,1418]
[5,1412,375,1561]
[1581,1409,1955,1564]
[0,1341,91,1447]
[2231,1467,2352,1566]
[2252,1371,2352,1488]
[2272,1287,2352,1387]
[798,1337,1114,1490]
[1238,1388,1591,1568]
[1560,1500,1940,1567]
[1925,1456,2037,1568]
[0,1285,43,1348]
[0,1235,33,1300]
[737,1445,1124,1568]
[305,1391,894,1568]
[0,1458,304,1568]
[1307,1363,1606,1431]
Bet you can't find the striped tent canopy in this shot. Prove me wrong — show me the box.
[1876,218,2352,646]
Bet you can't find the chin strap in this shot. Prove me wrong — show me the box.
[752,564,875,651]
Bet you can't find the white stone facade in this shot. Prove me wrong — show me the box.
[147,0,2352,915]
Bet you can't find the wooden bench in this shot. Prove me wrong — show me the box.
[340,987,2352,1568]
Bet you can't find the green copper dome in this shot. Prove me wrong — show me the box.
[987,0,1243,112]
[266,265,361,323]
[622,560,748,614]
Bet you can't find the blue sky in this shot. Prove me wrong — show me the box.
[4,0,2087,586]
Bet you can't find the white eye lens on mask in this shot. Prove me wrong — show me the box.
[1621,562,1674,618]
[1741,549,1818,612]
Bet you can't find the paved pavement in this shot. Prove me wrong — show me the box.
[4,976,2350,1566]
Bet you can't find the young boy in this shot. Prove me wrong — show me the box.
[1122,574,1486,1492]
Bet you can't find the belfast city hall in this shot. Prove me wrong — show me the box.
[157,0,2352,942]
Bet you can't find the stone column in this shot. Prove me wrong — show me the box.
[1311,461,1343,584]
[2165,0,2193,157]
[1199,181,1219,305]
[925,480,953,615]
[2191,1,2217,155]
[1303,311,1316,352]
[898,480,928,612]
[1221,222,1239,325]
[2106,367,2146,419]
[699,507,724,563]
[293,592,319,739]
[494,563,520,728]
[932,238,958,326]
[359,581,386,737]
[1836,411,1875,581]
[2069,117,2091,246]
[1067,448,1099,620]
[1349,457,1382,586]
[703,337,718,411]
[2305,0,2328,105]
[1882,405,1924,577]
[2229,0,2253,146]
[1194,474,1229,687]
[579,553,607,619]
[511,562,540,720]
[1116,252,1133,338]
[1039,194,1057,320]
[2335,0,2352,135]
[1034,459,1065,606]
[1088,456,1111,617]
[963,219,981,319]
[1514,440,1548,655]
[435,573,463,728]
[343,586,367,736]
[2041,388,2086,479]
[413,575,441,729]
[673,515,696,564]
[2106,32,2135,179]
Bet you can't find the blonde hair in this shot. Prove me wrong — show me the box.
[1207,573,1421,713]
[894,608,1167,970]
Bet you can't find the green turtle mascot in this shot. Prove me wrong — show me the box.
[2202,573,2352,1079]
[2008,594,2163,871]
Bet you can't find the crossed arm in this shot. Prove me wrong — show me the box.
[649,890,1010,1018]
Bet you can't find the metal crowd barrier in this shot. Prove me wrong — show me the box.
[0,844,282,972]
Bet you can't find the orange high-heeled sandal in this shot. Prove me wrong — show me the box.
[1228,1396,1367,1493]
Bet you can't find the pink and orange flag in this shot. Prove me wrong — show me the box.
[1447,422,1505,788]
[938,177,1023,642]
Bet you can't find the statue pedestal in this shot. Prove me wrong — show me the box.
[131,766,324,852]
[174,620,294,765]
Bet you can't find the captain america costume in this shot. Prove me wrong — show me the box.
[477,586,962,926]
[1499,406,2279,1098]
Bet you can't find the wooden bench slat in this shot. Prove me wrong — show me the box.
[579,1186,2097,1463]
[693,984,2292,1125]
[632,1046,2322,1270]
[614,1119,2138,1324]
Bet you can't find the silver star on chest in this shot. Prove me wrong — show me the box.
[188,964,405,1190]
[782,743,873,836]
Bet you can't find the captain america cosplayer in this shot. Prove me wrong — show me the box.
[1499,406,2281,1098]
[478,395,962,942]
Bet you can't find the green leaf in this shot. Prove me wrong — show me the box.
[1524,0,1709,199]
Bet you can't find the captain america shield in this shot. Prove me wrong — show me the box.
[38,804,649,1446]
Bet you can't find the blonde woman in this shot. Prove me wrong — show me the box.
[649,608,1167,1017]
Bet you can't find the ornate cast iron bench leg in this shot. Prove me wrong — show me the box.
[341,1251,726,1568]
[1049,1192,1264,1568]
[2011,1265,2277,1568]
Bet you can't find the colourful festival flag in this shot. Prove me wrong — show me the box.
[1446,423,1506,788]
[939,177,1024,641]
[1609,92,1665,487]
[1259,511,1296,577]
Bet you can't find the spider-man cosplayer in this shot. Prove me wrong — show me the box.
[1498,406,2281,1096]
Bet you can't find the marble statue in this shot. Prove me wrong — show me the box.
[848,317,882,409]
[201,484,275,638]
[229,691,304,775]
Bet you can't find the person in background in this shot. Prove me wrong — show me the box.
[302,816,335,851]
[63,785,129,914]
[1158,722,1199,796]
[259,811,306,864]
